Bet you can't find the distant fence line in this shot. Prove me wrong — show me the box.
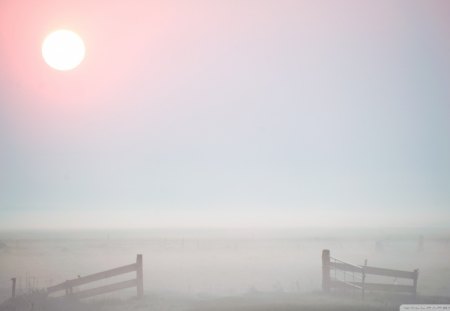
[322,249,418,297]
[46,254,143,299]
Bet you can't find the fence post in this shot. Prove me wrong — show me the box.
[64,280,73,296]
[136,254,144,299]
[412,269,419,297]
[11,278,16,298]
[361,259,367,299]
[322,249,330,293]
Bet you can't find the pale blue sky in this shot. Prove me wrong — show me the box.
[0,0,449,229]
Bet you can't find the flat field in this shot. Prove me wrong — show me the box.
[1,228,449,310]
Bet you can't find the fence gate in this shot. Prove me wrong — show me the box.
[322,249,418,297]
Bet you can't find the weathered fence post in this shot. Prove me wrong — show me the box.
[322,249,330,293]
[413,269,419,297]
[64,280,73,296]
[11,278,16,298]
[136,254,144,298]
[361,259,367,299]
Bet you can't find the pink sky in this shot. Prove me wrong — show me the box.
[1,0,450,229]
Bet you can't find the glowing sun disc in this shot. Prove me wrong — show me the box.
[42,30,85,71]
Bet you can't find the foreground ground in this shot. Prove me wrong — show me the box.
[2,291,450,311]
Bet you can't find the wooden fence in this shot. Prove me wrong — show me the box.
[322,249,418,297]
[47,254,143,299]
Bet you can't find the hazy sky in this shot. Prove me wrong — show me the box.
[0,0,449,229]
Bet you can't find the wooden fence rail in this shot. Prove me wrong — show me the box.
[47,254,143,299]
[322,249,418,297]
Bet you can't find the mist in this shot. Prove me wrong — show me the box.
[1,0,450,310]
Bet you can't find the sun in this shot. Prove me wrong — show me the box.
[42,30,85,71]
